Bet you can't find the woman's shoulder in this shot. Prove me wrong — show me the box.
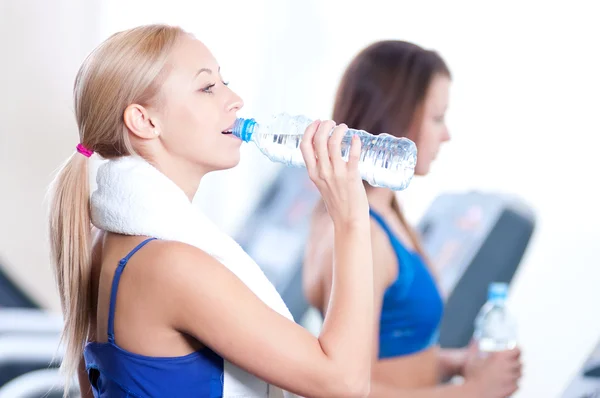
[97,233,217,282]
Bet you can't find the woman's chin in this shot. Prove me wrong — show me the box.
[208,154,242,172]
[414,159,433,176]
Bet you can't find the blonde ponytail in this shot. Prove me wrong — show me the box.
[48,152,92,383]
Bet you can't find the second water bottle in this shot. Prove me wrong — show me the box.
[473,282,518,354]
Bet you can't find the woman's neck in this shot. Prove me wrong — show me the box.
[147,156,205,202]
[365,185,396,211]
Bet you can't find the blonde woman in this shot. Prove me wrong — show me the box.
[48,24,374,397]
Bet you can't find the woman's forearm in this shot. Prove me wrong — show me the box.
[438,348,467,380]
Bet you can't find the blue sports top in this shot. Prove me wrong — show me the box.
[83,238,225,397]
[369,209,444,359]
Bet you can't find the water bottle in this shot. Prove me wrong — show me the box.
[473,282,517,354]
[232,113,417,191]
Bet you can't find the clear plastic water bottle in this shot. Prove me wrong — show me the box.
[473,282,517,353]
[232,113,417,191]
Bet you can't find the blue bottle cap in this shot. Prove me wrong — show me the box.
[488,282,508,301]
[232,118,257,142]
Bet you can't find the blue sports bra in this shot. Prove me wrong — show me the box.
[84,238,225,397]
[370,209,444,359]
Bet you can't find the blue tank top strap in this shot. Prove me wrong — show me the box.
[369,208,414,258]
[107,237,157,344]
[369,208,395,238]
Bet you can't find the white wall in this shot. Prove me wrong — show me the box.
[0,0,101,311]
[2,1,599,396]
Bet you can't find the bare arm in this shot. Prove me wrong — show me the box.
[368,347,522,398]
[165,121,374,398]
[318,217,393,361]
[438,348,468,380]
[162,231,371,398]
[316,218,398,396]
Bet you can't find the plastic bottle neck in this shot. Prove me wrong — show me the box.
[488,296,507,306]
[232,118,258,142]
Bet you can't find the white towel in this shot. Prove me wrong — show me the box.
[91,155,292,398]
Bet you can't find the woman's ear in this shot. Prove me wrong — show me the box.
[124,104,161,139]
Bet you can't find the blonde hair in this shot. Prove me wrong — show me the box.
[48,24,185,388]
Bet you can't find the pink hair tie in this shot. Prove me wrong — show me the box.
[76,143,94,158]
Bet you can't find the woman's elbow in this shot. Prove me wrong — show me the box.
[346,377,371,398]
[327,371,371,398]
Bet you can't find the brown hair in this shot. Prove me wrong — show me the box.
[47,24,185,389]
[322,40,450,260]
